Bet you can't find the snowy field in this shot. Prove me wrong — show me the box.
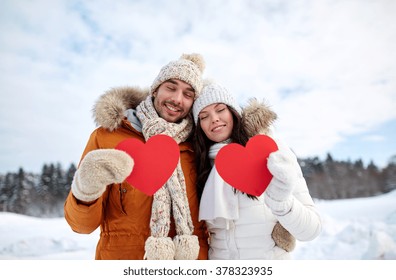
[1,190,396,260]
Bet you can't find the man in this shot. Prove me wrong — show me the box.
[64,53,209,260]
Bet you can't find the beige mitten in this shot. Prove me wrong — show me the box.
[71,149,134,202]
[271,222,296,252]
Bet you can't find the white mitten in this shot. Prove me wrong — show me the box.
[265,146,303,214]
[71,149,134,202]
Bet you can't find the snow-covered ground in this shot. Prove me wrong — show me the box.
[1,190,396,260]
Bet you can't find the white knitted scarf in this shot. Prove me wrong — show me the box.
[136,96,199,260]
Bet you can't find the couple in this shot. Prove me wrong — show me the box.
[64,53,322,260]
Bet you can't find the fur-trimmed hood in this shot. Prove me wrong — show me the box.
[92,86,277,135]
[93,86,149,131]
[241,98,277,137]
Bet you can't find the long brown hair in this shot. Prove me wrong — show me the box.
[193,106,251,201]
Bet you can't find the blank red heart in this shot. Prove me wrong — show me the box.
[215,135,278,196]
[115,135,179,196]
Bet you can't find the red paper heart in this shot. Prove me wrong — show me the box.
[215,135,278,196]
[115,135,180,196]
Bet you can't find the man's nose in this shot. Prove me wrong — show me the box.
[172,90,183,104]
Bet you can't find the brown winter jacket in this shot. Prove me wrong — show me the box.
[64,87,209,260]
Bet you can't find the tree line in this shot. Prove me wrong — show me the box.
[299,154,396,199]
[1,154,395,218]
[0,163,76,218]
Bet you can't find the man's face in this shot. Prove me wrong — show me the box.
[153,79,195,123]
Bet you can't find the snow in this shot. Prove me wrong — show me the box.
[1,191,396,260]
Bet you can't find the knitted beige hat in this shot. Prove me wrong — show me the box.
[192,79,242,124]
[150,53,206,98]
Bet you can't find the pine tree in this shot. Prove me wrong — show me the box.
[382,155,396,193]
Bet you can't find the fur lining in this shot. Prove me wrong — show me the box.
[242,98,277,137]
[93,86,149,131]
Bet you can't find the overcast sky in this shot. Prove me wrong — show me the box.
[1,0,395,173]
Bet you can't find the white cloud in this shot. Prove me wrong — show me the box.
[274,81,396,157]
[362,135,385,142]
[1,0,396,172]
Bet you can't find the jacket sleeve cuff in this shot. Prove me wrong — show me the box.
[64,191,103,234]
[264,192,294,216]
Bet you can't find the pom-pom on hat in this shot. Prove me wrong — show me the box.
[150,53,205,98]
[193,79,242,124]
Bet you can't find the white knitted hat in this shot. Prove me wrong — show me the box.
[193,79,242,124]
[150,53,205,98]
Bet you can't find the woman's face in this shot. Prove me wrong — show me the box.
[198,103,234,143]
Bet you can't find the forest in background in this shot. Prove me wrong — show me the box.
[1,153,395,218]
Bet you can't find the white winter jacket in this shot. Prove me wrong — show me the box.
[199,142,322,260]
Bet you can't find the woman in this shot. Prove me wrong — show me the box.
[192,79,322,259]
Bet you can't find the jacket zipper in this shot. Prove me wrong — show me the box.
[228,220,239,259]
[119,186,127,215]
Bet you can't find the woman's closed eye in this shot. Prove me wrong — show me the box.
[199,114,208,120]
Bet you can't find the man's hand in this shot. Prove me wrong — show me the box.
[71,149,134,203]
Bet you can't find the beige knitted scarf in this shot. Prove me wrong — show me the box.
[136,96,199,260]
